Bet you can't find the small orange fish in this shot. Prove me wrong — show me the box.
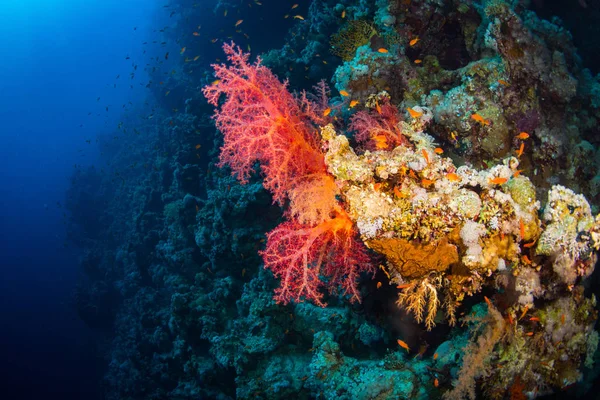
[193,32,200,36]
[180,47,186,54]
[434,147,444,154]
[409,37,419,46]
[373,183,382,192]
[498,79,510,86]
[507,313,514,325]
[516,142,525,158]
[291,3,298,9]
[211,79,220,85]
[446,173,461,182]
[235,19,243,27]
[397,339,410,353]
[407,107,422,118]
[375,101,382,114]
[488,177,508,185]
[293,15,304,20]
[434,378,439,388]
[195,144,201,149]
[484,296,493,308]
[513,169,523,177]
[414,59,422,64]
[341,10,346,18]
[520,305,530,320]
[433,352,438,360]
[522,255,532,265]
[525,332,534,336]
[422,149,430,164]
[378,48,389,53]
[529,317,540,322]
[561,314,566,325]
[421,178,435,187]
[519,219,525,239]
[523,241,536,248]
[339,90,350,97]
[396,283,412,289]
[372,134,388,149]
[349,100,359,108]
[376,281,382,289]
[323,107,331,116]
[393,185,404,198]
[409,169,417,179]
[471,113,490,126]
[516,131,529,140]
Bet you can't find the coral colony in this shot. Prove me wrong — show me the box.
[204,34,599,398]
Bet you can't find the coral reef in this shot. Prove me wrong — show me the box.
[66,0,600,399]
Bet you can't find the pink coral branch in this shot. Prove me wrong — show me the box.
[202,42,327,204]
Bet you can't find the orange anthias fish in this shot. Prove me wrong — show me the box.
[235,19,243,27]
[421,178,435,187]
[516,142,525,158]
[349,100,359,108]
[498,79,510,86]
[488,177,508,185]
[407,107,423,118]
[378,48,389,53]
[341,10,346,18]
[422,149,430,164]
[516,131,529,140]
[372,134,388,149]
[409,37,419,46]
[446,173,461,182]
[180,47,186,54]
[414,59,422,64]
[434,147,443,154]
[397,339,410,353]
[471,113,490,126]
[323,107,331,116]
[339,90,350,97]
[293,15,304,20]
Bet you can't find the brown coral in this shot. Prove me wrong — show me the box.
[366,237,459,279]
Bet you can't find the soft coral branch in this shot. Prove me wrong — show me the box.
[261,210,373,306]
[202,42,326,204]
[204,42,373,305]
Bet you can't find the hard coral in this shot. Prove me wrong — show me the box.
[330,20,378,61]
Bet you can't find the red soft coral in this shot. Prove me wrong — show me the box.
[350,98,407,152]
[261,210,373,306]
[202,42,327,205]
[204,43,373,305]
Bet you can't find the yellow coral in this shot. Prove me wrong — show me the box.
[366,237,459,279]
[330,20,377,61]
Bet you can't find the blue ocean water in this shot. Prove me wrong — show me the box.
[0,1,156,398]
[1,0,600,399]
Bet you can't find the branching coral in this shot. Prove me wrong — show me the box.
[204,43,373,306]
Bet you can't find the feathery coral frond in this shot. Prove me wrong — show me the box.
[202,42,326,205]
[261,211,373,306]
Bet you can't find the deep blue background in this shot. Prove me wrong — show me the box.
[0,1,156,398]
